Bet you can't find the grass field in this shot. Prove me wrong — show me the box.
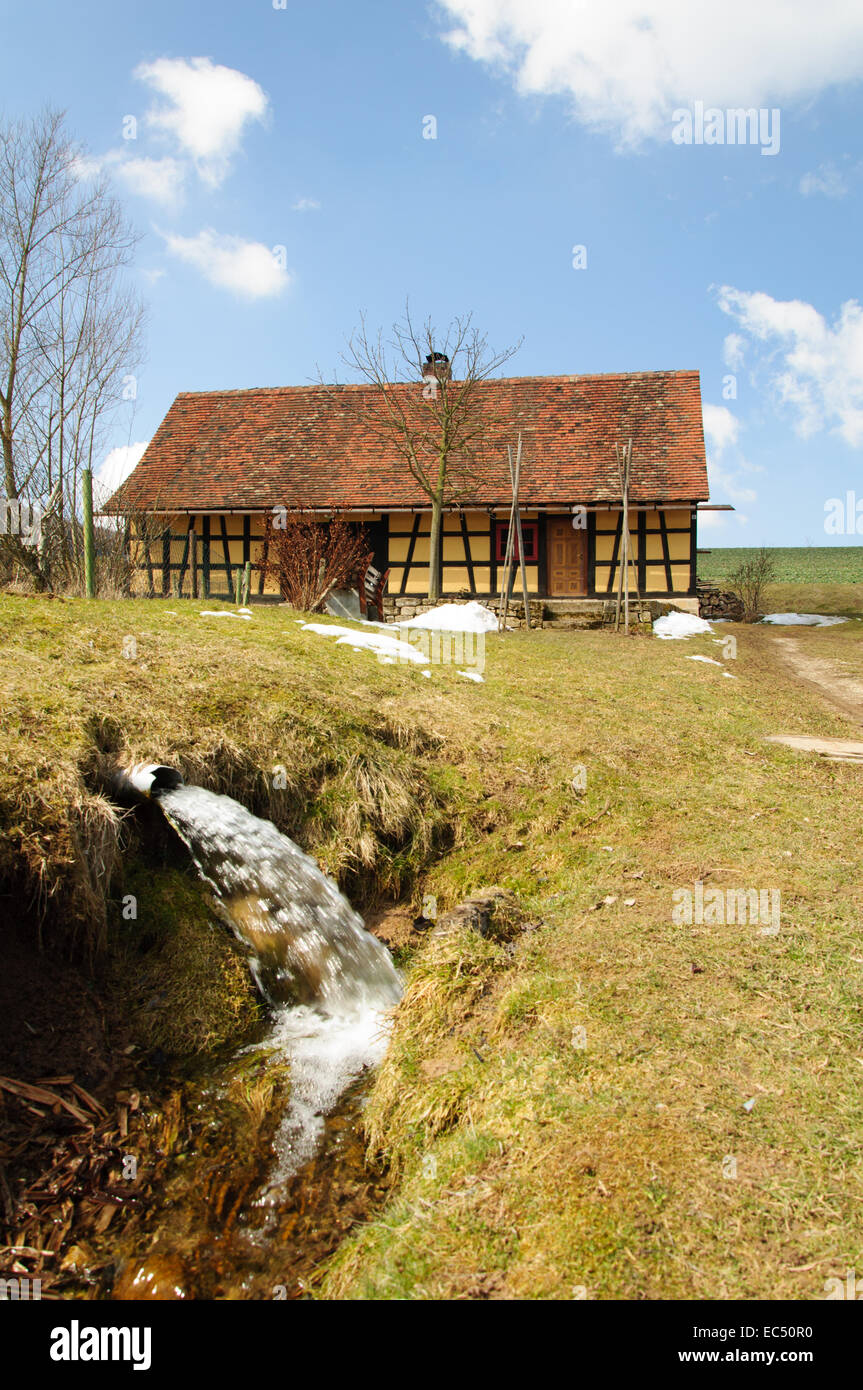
[699,546,863,585]
[3,592,863,1299]
[699,548,863,618]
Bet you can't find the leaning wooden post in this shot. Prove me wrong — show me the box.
[622,443,630,636]
[512,434,531,629]
[242,561,251,606]
[498,495,516,632]
[190,527,198,599]
[613,445,624,631]
[82,467,96,599]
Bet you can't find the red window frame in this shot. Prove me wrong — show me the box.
[495,520,537,564]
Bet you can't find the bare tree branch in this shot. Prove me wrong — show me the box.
[338,305,521,598]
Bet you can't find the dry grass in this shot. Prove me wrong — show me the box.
[0,594,453,957]
[5,588,863,1300]
[317,608,863,1300]
[762,581,863,618]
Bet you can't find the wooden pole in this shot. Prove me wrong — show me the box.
[190,527,198,599]
[82,467,95,599]
[622,442,630,635]
[242,560,251,607]
[614,446,624,631]
[498,451,517,632]
[511,434,531,630]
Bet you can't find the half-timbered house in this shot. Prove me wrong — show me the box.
[107,369,712,606]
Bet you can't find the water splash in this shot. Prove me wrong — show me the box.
[154,784,401,1182]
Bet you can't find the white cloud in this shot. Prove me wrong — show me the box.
[708,456,758,506]
[702,403,757,513]
[135,56,268,187]
[158,228,290,299]
[72,148,186,205]
[703,403,739,453]
[96,441,149,508]
[438,1,863,146]
[715,285,863,446]
[799,163,849,197]
[116,156,186,206]
[292,196,321,212]
[723,333,747,371]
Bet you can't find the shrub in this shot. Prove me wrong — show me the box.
[726,546,777,622]
[262,509,372,611]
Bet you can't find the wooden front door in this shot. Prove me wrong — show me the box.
[547,517,588,596]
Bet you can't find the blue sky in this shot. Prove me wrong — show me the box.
[3,0,863,544]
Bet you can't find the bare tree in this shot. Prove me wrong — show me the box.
[727,547,777,622]
[341,307,521,599]
[0,109,145,590]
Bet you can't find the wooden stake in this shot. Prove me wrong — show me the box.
[512,434,531,629]
[498,468,517,632]
[190,528,198,599]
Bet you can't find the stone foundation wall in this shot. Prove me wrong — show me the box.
[381,595,544,629]
[381,594,698,630]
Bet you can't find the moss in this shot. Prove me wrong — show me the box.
[105,861,263,1059]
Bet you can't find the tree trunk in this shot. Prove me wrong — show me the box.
[428,494,444,600]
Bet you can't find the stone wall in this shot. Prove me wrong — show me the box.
[380,595,545,629]
[381,594,702,630]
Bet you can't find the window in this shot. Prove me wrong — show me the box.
[495,520,538,564]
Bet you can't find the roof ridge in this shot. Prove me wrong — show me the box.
[174,369,701,400]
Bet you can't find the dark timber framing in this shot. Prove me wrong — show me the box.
[658,511,673,592]
[398,514,422,595]
[459,512,475,592]
[202,516,211,599]
[137,503,700,601]
[604,514,623,596]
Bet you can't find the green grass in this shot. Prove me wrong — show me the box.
[4,592,863,1299]
[0,594,454,956]
[699,546,863,585]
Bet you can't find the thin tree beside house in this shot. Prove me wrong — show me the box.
[341,308,521,599]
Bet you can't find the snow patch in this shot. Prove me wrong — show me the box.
[301,621,429,664]
[398,601,498,634]
[200,609,252,620]
[761,612,848,627]
[685,655,723,666]
[457,669,484,683]
[653,612,714,640]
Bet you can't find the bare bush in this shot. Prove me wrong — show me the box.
[727,547,777,622]
[262,509,373,611]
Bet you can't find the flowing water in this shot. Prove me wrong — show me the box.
[155,784,402,1185]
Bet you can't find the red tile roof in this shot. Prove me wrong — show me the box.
[106,370,709,513]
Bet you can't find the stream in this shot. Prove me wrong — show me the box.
[105,770,403,1299]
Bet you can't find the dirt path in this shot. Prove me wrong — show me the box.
[770,635,863,727]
